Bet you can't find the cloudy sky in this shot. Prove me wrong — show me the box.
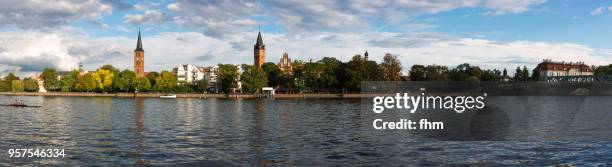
[1,0,612,77]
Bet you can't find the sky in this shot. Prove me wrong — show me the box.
[1,0,612,77]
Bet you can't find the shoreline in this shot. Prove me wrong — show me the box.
[0,92,374,99]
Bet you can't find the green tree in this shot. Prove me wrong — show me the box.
[154,71,177,92]
[113,70,136,92]
[240,64,268,93]
[379,53,402,81]
[42,68,59,91]
[522,66,529,81]
[318,57,343,92]
[147,71,159,87]
[530,67,541,81]
[409,65,426,81]
[449,63,481,81]
[216,64,240,93]
[594,64,612,75]
[514,66,523,81]
[11,80,23,92]
[195,79,209,93]
[262,62,281,87]
[60,70,80,92]
[23,78,39,92]
[4,73,19,83]
[76,73,99,92]
[425,65,449,81]
[481,69,501,81]
[133,77,152,92]
[345,55,382,90]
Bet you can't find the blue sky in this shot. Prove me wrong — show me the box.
[1,0,612,76]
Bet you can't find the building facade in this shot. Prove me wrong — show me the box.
[535,59,593,79]
[134,30,145,77]
[175,64,205,83]
[278,52,292,74]
[254,31,265,68]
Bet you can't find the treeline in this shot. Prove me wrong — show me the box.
[409,64,538,81]
[217,53,403,93]
[4,55,612,94]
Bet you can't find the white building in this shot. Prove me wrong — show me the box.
[175,64,205,83]
[535,59,593,79]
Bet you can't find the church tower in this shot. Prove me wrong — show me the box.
[364,50,369,61]
[254,31,265,68]
[134,29,145,77]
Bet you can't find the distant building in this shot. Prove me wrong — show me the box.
[535,59,593,79]
[278,52,292,74]
[175,64,205,83]
[254,31,265,68]
[364,50,369,60]
[134,29,145,77]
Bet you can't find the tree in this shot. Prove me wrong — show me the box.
[4,73,19,83]
[449,63,481,81]
[11,80,23,92]
[96,69,114,92]
[530,67,541,81]
[42,68,59,91]
[60,70,80,92]
[379,53,402,81]
[100,64,119,75]
[155,71,177,92]
[147,71,159,87]
[216,64,240,93]
[522,66,529,81]
[594,64,612,75]
[262,62,281,87]
[133,77,152,92]
[318,57,343,92]
[76,73,99,92]
[113,70,136,92]
[409,65,426,81]
[481,69,501,81]
[425,65,449,81]
[195,79,209,93]
[345,55,382,90]
[240,64,268,94]
[23,78,39,92]
[514,66,523,81]
[303,62,324,92]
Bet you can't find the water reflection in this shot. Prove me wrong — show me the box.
[0,96,611,166]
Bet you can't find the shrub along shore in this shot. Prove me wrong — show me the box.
[0,92,373,99]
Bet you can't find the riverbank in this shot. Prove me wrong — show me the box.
[0,92,375,99]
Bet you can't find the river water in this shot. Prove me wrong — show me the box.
[0,95,611,166]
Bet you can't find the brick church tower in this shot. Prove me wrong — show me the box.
[254,31,265,68]
[134,29,145,77]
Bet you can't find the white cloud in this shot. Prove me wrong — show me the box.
[153,0,546,36]
[3,30,609,78]
[591,6,606,15]
[124,10,168,25]
[0,30,131,75]
[0,0,112,29]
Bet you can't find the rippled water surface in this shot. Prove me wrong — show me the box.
[0,95,611,166]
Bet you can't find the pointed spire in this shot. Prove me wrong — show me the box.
[364,49,369,60]
[255,30,264,46]
[135,28,144,52]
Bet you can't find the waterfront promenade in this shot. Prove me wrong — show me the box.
[0,92,371,99]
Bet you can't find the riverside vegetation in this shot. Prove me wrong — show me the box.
[2,54,612,94]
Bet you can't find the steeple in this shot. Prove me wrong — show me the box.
[364,50,369,60]
[255,31,264,47]
[135,28,144,52]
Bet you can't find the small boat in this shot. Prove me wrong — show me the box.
[1,100,41,108]
[0,104,42,108]
[160,94,177,98]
